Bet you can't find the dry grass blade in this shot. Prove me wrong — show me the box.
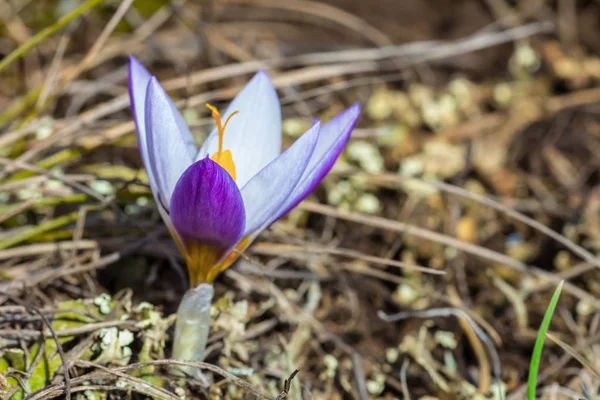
[546,332,600,381]
[299,201,600,307]
[27,359,288,400]
[252,242,445,274]
[403,175,600,270]
[0,0,106,73]
[378,307,502,395]
[224,0,394,46]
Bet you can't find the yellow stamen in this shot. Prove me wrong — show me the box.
[206,103,238,181]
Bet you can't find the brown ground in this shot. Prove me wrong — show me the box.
[2,0,600,399]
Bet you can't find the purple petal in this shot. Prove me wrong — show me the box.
[145,77,197,207]
[272,104,360,222]
[197,71,282,187]
[170,158,246,251]
[240,122,320,236]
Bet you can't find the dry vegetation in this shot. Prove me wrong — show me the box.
[2,0,600,399]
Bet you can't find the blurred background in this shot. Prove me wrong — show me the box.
[2,0,600,399]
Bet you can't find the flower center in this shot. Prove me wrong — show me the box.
[206,103,238,181]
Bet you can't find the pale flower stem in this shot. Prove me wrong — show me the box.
[172,283,214,377]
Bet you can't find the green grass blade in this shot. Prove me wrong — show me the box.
[0,0,106,74]
[0,211,79,250]
[527,280,564,400]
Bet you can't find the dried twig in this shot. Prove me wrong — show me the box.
[276,369,300,400]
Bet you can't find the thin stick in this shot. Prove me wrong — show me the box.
[371,173,600,271]
[379,308,502,398]
[0,0,106,73]
[299,201,600,308]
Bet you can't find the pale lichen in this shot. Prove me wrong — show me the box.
[93,293,112,315]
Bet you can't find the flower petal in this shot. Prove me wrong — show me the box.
[197,71,281,187]
[128,56,154,189]
[240,122,320,236]
[145,77,197,206]
[129,57,197,196]
[170,158,246,251]
[272,104,360,222]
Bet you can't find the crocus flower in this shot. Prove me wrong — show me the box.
[128,55,360,368]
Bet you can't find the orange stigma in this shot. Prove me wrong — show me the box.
[206,103,238,181]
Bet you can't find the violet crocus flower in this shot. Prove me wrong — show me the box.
[128,56,360,371]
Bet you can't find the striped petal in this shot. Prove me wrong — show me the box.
[240,122,320,236]
[271,104,360,223]
[129,56,197,208]
[145,77,197,207]
[170,158,246,251]
[197,71,281,187]
[128,56,157,194]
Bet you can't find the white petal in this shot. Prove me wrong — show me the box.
[240,122,320,236]
[128,56,154,187]
[129,57,197,207]
[129,57,175,236]
[270,104,361,224]
[197,71,281,187]
[145,77,195,207]
[304,104,360,178]
[169,97,197,157]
